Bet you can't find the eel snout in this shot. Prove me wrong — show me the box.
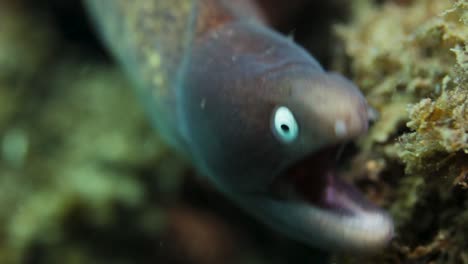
[290,71,370,146]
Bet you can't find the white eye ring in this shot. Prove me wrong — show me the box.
[272,106,299,143]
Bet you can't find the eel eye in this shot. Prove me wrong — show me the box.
[272,106,299,143]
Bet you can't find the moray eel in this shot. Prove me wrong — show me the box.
[85,0,393,251]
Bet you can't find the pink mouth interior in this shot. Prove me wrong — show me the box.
[273,147,379,215]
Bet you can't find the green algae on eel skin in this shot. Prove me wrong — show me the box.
[85,0,394,252]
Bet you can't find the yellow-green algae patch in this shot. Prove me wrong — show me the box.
[0,2,191,262]
[336,0,467,263]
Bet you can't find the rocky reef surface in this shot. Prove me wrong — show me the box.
[336,0,467,263]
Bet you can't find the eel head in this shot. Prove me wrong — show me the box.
[244,68,394,252]
[182,22,393,252]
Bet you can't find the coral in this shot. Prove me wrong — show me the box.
[336,0,467,263]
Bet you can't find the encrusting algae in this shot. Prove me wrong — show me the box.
[336,0,467,263]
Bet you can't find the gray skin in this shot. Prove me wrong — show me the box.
[181,21,393,252]
[86,0,393,252]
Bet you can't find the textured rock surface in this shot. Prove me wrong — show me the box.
[336,0,467,263]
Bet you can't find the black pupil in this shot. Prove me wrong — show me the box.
[280,124,290,132]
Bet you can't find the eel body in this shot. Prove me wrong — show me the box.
[85,0,393,252]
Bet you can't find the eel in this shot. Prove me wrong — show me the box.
[84,0,394,252]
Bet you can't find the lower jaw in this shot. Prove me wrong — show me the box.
[255,147,394,251]
[236,190,393,252]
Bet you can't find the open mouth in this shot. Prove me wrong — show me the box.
[271,145,378,215]
[261,144,394,251]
